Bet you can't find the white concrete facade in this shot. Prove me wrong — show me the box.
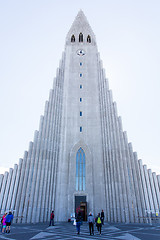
[0,11,160,223]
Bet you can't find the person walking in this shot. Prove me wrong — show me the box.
[49,211,55,226]
[5,211,14,233]
[88,212,94,235]
[96,213,102,235]
[101,209,105,225]
[1,212,7,234]
[76,211,82,235]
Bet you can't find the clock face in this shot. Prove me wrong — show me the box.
[77,49,85,56]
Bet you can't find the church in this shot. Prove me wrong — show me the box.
[0,10,160,224]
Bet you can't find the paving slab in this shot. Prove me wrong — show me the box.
[0,222,160,240]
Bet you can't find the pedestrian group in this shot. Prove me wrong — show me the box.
[75,209,105,236]
[1,211,14,234]
[1,209,104,236]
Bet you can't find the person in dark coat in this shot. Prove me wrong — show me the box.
[101,209,105,225]
[49,211,55,226]
[76,211,82,234]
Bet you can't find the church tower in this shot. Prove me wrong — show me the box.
[55,10,105,221]
[0,10,160,223]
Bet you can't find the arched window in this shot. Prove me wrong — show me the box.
[76,148,85,191]
[87,35,91,43]
[79,33,83,42]
[71,35,75,42]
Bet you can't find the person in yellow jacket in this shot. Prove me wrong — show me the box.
[95,213,102,235]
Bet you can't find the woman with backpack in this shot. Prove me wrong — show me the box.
[95,213,102,235]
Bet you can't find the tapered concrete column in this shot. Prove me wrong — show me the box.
[148,169,158,212]
[14,149,29,222]
[128,147,143,223]
[152,172,160,211]
[53,86,64,221]
[0,174,3,192]
[138,160,150,221]
[22,118,44,223]
[143,165,154,212]
[109,91,119,222]
[106,90,117,222]
[31,101,51,223]
[97,68,108,221]
[46,89,57,221]
[100,77,110,222]
[104,82,111,222]
[97,70,109,221]
[52,85,64,221]
[104,89,113,222]
[40,155,50,222]
[18,142,34,223]
[0,171,9,213]
[117,118,128,223]
[11,158,23,222]
[38,90,54,222]
[6,164,18,211]
[134,153,146,222]
[1,168,13,211]
[113,103,126,223]
[20,132,38,222]
[123,134,138,223]
[48,88,62,221]
[157,175,160,191]
[111,102,123,222]
[42,86,61,222]
[119,125,134,223]
[27,102,49,223]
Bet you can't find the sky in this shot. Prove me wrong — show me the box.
[0,0,160,175]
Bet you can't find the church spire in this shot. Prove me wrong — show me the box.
[66,10,96,46]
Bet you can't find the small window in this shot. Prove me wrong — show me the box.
[87,35,91,43]
[80,111,82,116]
[80,73,82,77]
[80,85,82,89]
[80,98,82,102]
[71,35,75,42]
[80,62,82,66]
[79,33,83,42]
[80,126,82,132]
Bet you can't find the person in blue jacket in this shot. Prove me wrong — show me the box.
[76,211,82,234]
[5,211,13,233]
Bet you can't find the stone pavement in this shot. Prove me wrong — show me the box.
[0,222,160,240]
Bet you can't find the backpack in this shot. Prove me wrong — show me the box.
[97,217,101,224]
[51,213,54,219]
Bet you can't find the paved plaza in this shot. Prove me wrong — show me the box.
[0,222,160,240]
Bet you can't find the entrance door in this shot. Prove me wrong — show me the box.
[75,196,87,221]
[80,202,87,221]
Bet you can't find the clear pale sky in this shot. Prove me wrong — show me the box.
[0,0,160,175]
